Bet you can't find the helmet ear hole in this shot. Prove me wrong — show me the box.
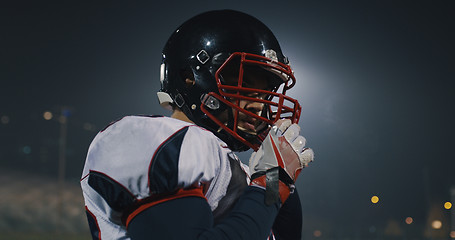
[184,78,195,88]
[179,69,195,88]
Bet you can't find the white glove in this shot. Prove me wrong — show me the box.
[250,119,313,179]
[249,119,314,204]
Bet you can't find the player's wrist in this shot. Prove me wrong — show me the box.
[250,168,294,204]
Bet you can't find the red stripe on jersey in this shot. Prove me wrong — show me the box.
[80,172,90,181]
[125,186,206,228]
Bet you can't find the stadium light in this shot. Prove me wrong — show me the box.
[1,115,9,124]
[371,195,379,204]
[313,230,322,237]
[43,111,53,120]
[431,220,442,229]
[405,217,413,224]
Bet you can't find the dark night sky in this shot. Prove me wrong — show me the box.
[1,0,454,237]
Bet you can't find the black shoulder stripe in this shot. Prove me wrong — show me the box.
[85,206,101,240]
[88,170,136,212]
[148,126,189,194]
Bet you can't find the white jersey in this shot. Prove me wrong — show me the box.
[80,115,250,239]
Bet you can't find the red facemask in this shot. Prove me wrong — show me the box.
[200,52,301,151]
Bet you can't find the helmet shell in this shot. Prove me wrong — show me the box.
[159,10,298,151]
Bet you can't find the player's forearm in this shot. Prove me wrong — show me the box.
[199,186,280,239]
[272,189,302,240]
[127,186,279,240]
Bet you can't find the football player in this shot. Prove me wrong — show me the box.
[81,10,314,240]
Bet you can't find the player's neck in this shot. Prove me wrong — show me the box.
[171,109,194,124]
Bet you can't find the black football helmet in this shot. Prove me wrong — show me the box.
[158,10,301,151]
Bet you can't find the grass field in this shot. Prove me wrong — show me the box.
[0,170,91,239]
[0,232,91,240]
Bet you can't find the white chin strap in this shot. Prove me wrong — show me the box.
[157,92,174,111]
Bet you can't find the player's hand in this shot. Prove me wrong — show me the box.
[249,119,314,204]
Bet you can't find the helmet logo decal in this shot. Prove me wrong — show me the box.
[197,50,210,64]
[264,49,278,62]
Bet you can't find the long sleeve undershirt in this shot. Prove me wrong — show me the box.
[128,186,302,240]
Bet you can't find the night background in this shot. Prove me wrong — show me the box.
[1,1,454,239]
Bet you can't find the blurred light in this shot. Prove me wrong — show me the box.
[431,220,442,229]
[371,195,379,204]
[313,230,322,237]
[1,115,9,124]
[22,146,31,155]
[444,201,452,209]
[59,116,67,124]
[62,108,71,117]
[450,230,455,238]
[405,217,413,224]
[83,123,96,132]
[369,226,376,233]
[43,111,53,120]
